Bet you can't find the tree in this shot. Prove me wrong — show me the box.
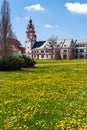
[45,36,61,59]
[0,0,15,57]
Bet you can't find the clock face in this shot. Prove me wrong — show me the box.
[30,35,32,39]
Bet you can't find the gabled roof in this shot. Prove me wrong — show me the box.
[10,39,25,53]
[32,41,46,49]
[11,44,20,51]
[76,40,87,44]
[61,39,74,48]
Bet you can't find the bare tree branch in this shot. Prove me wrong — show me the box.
[45,36,61,59]
[0,0,15,57]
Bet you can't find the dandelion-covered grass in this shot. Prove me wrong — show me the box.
[0,59,87,129]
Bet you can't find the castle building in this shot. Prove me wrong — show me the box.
[25,18,87,60]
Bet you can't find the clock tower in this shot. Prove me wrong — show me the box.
[25,18,36,57]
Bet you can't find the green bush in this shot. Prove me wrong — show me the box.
[20,55,36,68]
[0,56,23,71]
[0,55,36,71]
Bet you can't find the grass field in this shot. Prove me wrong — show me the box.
[0,59,87,130]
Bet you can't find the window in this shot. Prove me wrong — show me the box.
[41,54,44,58]
[80,49,84,52]
[80,55,84,58]
[80,44,85,47]
[63,50,67,52]
[63,55,67,59]
[46,54,48,58]
[37,54,39,59]
[76,44,79,47]
[46,50,49,53]
[76,44,85,47]
[41,50,44,53]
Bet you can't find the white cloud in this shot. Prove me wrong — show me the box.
[24,4,45,11]
[65,2,87,14]
[45,24,53,29]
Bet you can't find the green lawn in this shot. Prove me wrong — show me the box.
[0,60,87,130]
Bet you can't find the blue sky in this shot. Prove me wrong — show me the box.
[0,0,87,46]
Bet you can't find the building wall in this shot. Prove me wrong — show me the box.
[32,49,52,59]
[11,51,21,57]
[76,48,87,59]
[76,42,87,59]
[25,39,87,60]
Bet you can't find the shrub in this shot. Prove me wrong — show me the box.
[20,55,36,68]
[0,56,23,71]
[0,55,36,71]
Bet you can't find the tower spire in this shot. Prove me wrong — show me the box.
[26,17,36,41]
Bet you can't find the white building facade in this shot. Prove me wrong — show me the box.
[75,40,87,59]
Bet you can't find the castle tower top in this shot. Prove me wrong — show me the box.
[26,18,37,41]
[29,17,32,25]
